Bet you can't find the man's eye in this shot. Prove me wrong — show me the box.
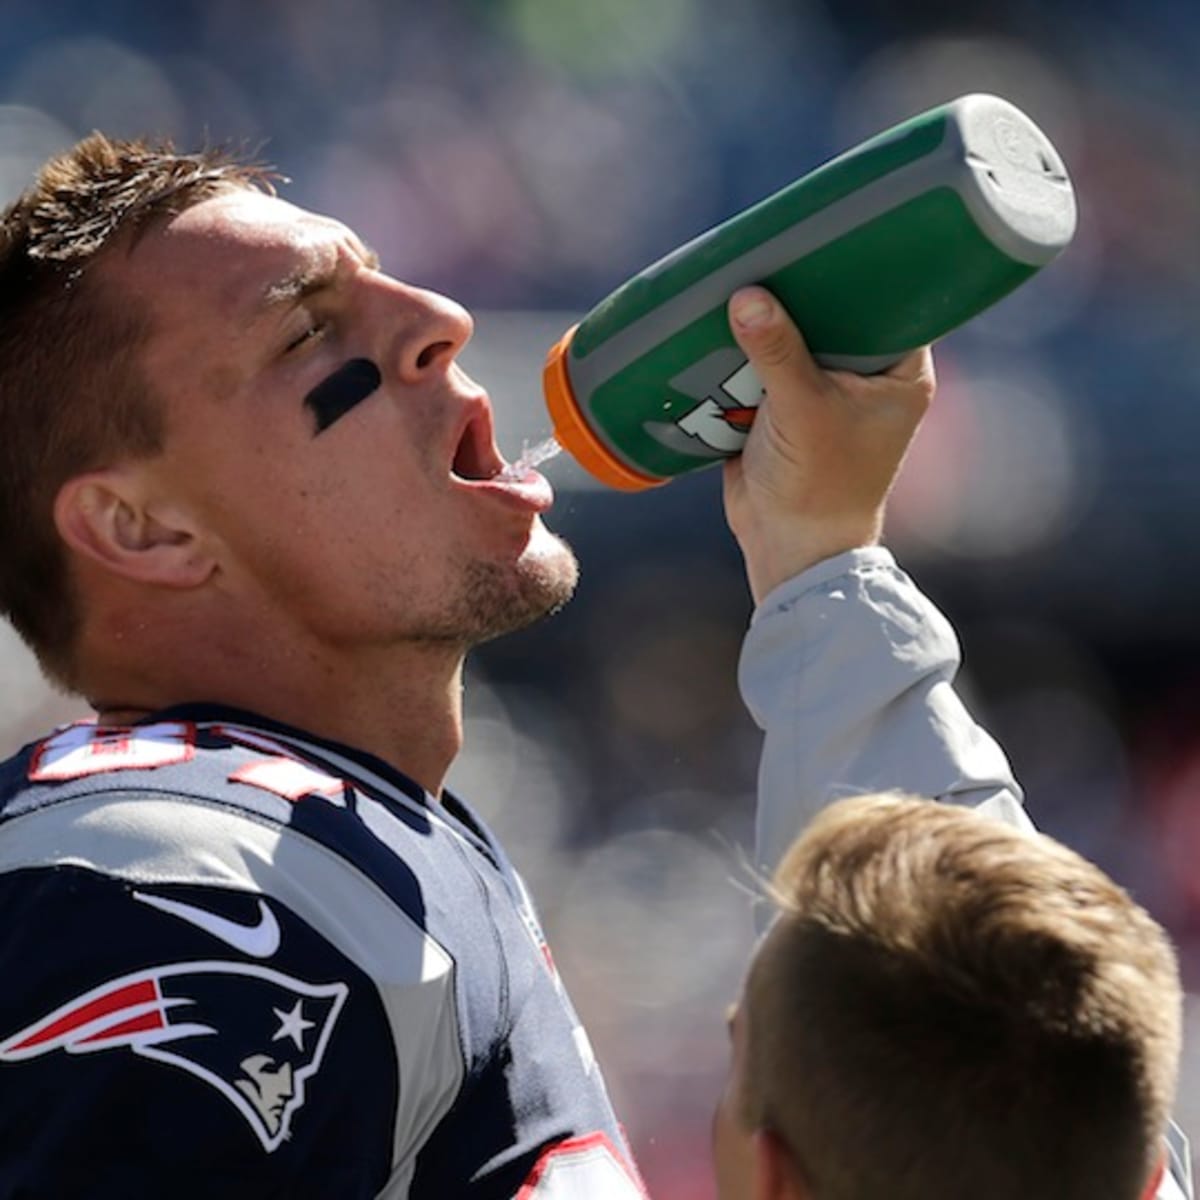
[286,322,327,353]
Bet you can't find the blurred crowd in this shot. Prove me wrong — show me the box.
[0,0,1196,1194]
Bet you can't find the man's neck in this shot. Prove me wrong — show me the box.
[90,639,467,798]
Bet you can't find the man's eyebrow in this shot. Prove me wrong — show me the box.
[255,240,381,319]
[259,262,335,310]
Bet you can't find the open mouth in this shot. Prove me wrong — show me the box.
[446,400,555,513]
[450,411,505,482]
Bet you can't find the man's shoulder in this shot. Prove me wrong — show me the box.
[0,713,469,956]
[0,715,370,826]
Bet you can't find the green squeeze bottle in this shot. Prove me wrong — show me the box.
[542,93,1076,490]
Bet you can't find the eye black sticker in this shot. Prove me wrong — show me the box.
[304,358,382,434]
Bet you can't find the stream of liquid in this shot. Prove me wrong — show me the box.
[498,435,563,480]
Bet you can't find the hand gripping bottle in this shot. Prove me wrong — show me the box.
[542,93,1076,490]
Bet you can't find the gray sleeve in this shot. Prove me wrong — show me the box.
[738,546,1030,875]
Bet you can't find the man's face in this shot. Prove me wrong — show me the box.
[713,1001,759,1200]
[109,188,576,650]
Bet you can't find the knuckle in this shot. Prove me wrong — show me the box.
[920,355,937,401]
[752,327,798,369]
[913,362,937,410]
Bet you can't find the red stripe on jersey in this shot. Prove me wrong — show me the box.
[1141,1153,1167,1200]
[10,979,156,1050]
[516,1131,648,1198]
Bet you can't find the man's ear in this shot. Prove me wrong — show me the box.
[752,1129,812,1200]
[53,467,215,588]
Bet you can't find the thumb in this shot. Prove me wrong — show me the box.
[727,287,823,393]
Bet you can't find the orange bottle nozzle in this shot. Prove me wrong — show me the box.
[542,326,665,493]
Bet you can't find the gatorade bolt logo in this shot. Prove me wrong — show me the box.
[645,349,764,459]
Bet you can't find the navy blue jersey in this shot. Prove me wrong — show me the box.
[0,706,647,1199]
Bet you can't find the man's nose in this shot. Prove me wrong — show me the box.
[382,283,474,384]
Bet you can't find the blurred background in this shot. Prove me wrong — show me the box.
[0,0,1196,1192]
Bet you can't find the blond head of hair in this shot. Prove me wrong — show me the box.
[740,794,1181,1200]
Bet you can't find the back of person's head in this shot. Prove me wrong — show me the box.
[732,793,1181,1200]
[0,133,275,686]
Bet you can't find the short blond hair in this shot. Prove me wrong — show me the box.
[741,794,1181,1200]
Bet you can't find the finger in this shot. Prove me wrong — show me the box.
[727,287,824,393]
[878,345,935,387]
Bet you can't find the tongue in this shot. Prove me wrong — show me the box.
[483,467,554,509]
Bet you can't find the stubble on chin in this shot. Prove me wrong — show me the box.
[418,533,580,648]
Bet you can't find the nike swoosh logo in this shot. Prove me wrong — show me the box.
[133,890,281,959]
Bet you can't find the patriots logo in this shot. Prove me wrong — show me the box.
[0,961,348,1152]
